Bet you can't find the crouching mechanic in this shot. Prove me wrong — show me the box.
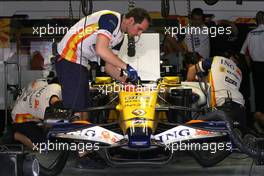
[11,82,62,149]
[187,54,247,128]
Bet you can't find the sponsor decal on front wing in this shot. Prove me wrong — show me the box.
[55,126,124,145]
[154,125,226,145]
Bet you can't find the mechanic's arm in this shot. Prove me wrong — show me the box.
[187,59,212,81]
[96,34,127,70]
[244,55,252,70]
[240,34,251,70]
[105,63,127,83]
[187,64,200,81]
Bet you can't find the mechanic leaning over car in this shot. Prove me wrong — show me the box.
[55,8,151,119]
[186,53,246,129]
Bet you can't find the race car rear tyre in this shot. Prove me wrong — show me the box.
[191,149,231,167]
[37,151,69,176]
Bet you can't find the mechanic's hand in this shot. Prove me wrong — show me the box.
[125,64,139,83]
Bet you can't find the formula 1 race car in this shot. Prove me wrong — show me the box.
[34,77,264,176]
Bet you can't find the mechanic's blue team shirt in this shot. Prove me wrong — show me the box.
[57,10,124,67]
[198,56,244,107]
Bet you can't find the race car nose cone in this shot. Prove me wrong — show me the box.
[128,127,152,148]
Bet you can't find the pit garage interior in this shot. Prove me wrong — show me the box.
[1,0,264,176]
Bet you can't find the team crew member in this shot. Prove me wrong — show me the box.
[240,11,264,126]
[181,8,210,59]
[55,8,151,113]
[187,55,246,127]
[11,83,62,149]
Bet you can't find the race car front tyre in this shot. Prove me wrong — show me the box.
[191,148,231,167]
[36,150,69,176]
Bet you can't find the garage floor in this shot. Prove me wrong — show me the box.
[57,153,264,176]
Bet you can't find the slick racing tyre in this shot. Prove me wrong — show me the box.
[34,150,69,176]
[191,144,231,167]
[191,110,231,167]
